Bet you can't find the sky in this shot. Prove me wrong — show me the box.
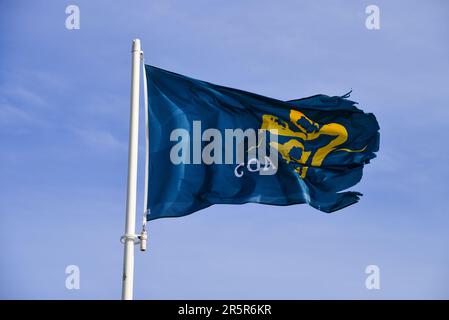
[1,0,449,299]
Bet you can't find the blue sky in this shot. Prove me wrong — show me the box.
[1,0,449,299]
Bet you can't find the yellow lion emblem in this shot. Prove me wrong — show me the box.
[261,110,365,178]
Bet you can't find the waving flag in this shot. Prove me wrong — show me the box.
[144,65,379,220]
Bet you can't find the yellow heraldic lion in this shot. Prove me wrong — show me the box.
[261,110,366,178]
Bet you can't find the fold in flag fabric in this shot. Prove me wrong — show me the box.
[145,65,380,220]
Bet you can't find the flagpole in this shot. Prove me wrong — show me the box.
[121,38,141,300]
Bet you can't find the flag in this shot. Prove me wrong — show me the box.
[144,65,379,220]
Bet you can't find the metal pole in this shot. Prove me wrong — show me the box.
[121,39,141,300]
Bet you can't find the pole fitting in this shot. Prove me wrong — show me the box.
[120,234,141,245]
[139,230,148,252]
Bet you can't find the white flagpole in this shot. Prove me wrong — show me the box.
[121,38,141,300]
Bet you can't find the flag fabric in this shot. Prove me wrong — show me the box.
[144,65,379,220]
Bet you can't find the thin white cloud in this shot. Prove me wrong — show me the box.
[0,85,47,107]
[74,128,126,151]
[0,100,48,128]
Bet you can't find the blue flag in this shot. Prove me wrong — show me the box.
[145,65,379,220]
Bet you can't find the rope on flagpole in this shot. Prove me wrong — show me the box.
[139,50,149,252]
